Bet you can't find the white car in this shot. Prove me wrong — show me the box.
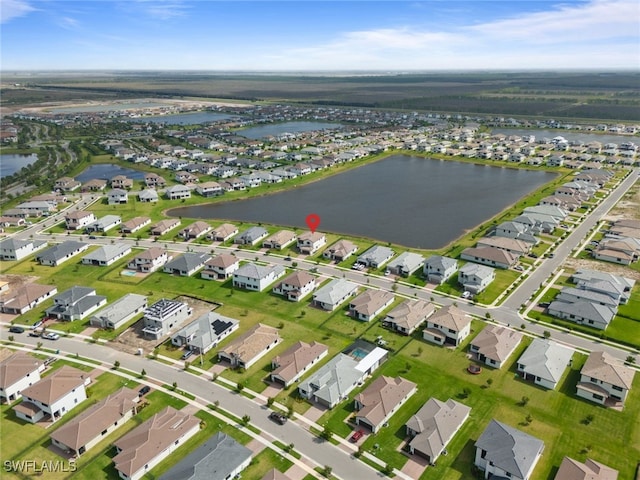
[42,332,60,341]
[461,291,471,299]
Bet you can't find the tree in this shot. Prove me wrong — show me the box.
[543,330,551,339]
[236,382,244,393]
[267,397,275,407]
[520,396,529,407]
[382,464,394,476]
[113,360,120,370]
[172,381,178,391]
[140,369,146,379]
[320,425,332,441]
[241,414,251,426]
[321,465,332,478]
[486,378,493,388]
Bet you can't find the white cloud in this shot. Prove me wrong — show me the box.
[1,0,36,23]
[133,0,189,20]
[58,16,79,29]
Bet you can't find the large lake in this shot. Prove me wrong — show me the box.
[76,164,146,182]
[493,128,635,145]
[169,156,556,249]
[239,122,344,139]
[0,153,38,179]
[128,111,237,125]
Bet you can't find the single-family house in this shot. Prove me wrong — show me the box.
[137,189,159,203]
[82,179,107,192]
[195,181,223,197]
[51,387,138,457]
[548,298,616,331]
[297,355,363,408]
[357,245,395,269]
[382,299,435,335]
[469,325,522,369]
[107,189,128,205]
[127,247,170,273]
[0,283,57,315]
[516,339,573,390]
[461,246,518,269]
[15,201,55,216]
[110,175,134,189]
[218,323,281,369]
[85,215,121,233]
[141,298,192,339]
[144,172,166,188]
[323,239,358,262]
[164,253,210,277]
[576,351,635,407]
[158,432,252,480]
[349,290,395,322]
[476,236,531,256]
[45,286,107,321]
[207,223,238,242]
[494,221,539,245]
[423,305,472,347]
[474,419,544,480]
[201,253,240,280]
[571,269,635,305]
[593,237,640,265]
[0,238,47,261]
[272,271,317,301]
[234,226,269,245]
[13,366,91,424]
[179,221,211,240]
[554,457,618,480]
[150,219,180,236]
[387,252,425,276]
[54,177,81,192]
[312,278,359,311]
[458,263,496,294]
[165,184,191,200]
[263,230,297,250]
[171,311,239,354]
[232,263,285,292]
[121,217,151,235]
[406,398,471,464]
[0,353,45,404]
[89,293,147,330]
[297,231,327,255]
[81,243,132,266]
[36,241,89,267]
[270,341,329,387]
[112,407,200,480]
[354,376,417,433]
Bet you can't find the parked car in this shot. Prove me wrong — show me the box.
[32,320,44,329]
[28,331,41,338]
[138,385,151,397]
[514,265,524,271]
[42,332,60,341]
[350,430,365,443]
[268,412,288,425]
[9,326,25,334]
[461,291,471,299]
[181,350,194,360]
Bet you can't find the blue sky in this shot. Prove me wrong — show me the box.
[1,0,638,70]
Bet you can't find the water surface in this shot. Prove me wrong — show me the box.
[239,121,343,139]
[76,164,146,182]
[1,154,38,179]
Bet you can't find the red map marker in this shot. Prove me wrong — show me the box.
[305,213,321,233]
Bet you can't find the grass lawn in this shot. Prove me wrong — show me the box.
[239,447,294,480]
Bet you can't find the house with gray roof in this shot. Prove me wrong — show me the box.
[406,398,471,464]
[232,263,286,292]
[85,215,121,233]
[387,252,425,276]
[0,238,47,261]
[312,278,359,311]
[165,184,191,200]
[36,241,89,266]
[298,354,364,409]
[107,189,128,205]
[45,286,107,321]
[548,300,616,331]
[159,432,252,480]
[576,351,635,407]
[458,263,495,294]
[357,245,395,269]
[234,226,269,245]
[476,236,532,256]
[382,299,435,335]
[513,213,558,233]
[516,339,573,390]
[423,255,458,284]
[555,286,618,307]
[15,200,55,217]
[469,325,522,369]
[571,269,635,304]
[89,293,147,330]
[523,204,568,220]
[137,189,159,203]
[163,252,210,277]
[171,311,239,354]
[81,243,132,267]
[494,221,539,245]
[475,419,544,480]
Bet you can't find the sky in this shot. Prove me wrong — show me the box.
[1,0,639,71]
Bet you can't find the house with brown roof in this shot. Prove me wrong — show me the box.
[112,406,200,480]
[201,253,240,280]
[423,305,472,347]
[207,223,239,242]
[218,323,281,369]
[382,299,435,335]
[576,351,635,407]
[65,211,96,230]
[554,457,618,480]
[461,246,519,269]
[272,271,317,302]
[322,239,358,262]
[0,283,57,315]
[263,230,297,250]
[354,376,417,433]
[121,216,151,235]
[0,352,45,403]
[150,218,180,236]
[111,175,134,189]
[270,341,329,387]
[349,290,395,322]
[13,365,90,424]
[51,387,138,456]
[127,248,170,273]
[476,236,531,256]
[297,231,326,254]
[144,172,166,188]
[179,221,211,240]
[469,325,523,369]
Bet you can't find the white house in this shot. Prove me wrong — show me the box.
[297,231,327,255]
[272,271,317,301]
[516,339,573,390]
[0,238,47,261]
[232,263,286,292]
[354,376,417,433]
[0,353,45,404]
[423,305,472,347]
[65,211,96,231]
[201,253,240,280]
[576,351,635,407]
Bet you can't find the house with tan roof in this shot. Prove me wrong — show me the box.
[150,218,180,236]
[406,397,471,464]
[51,387,138,457]
[322,239,358,262]
[13,365,91,424]
[270,341,329,387]
[127,247,170,273]
[423,305,472,347]
[121,216,151,235]
[554,457,618,480]
[0,352,45,403]
[461,246,519,269]
[297,231,326,254]
[263,230,297,250]
[179,221,211,240]
[476,236,531,256]
[112,406,200,480]
[576,351,635,407]
[469,325,523,369]
[218,323,281,369]
[349,290,395,322]
[272,271,317,302]
[261,469,292,480]
[354,376,417,433]
[207,223,239,242]
[382,299,435,335]
[201,253,240,280]
[0,283,57,315]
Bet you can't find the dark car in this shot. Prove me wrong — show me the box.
[269,412,287,425]
[29,331,41,338]
[9,326,25,334]
[139,386,151,397]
